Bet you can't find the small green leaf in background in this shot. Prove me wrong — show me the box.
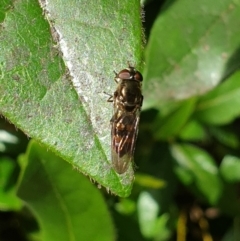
[195,70,240,125]
[17,140,115,241]
[115,198,136,215]
[171,143,223,204]
[137,191,172,240]
[0,157,22,211]
[135,173,166,189]
[178,120,207,142]
[153,97,197,140]
[208,126,240,149]
[137,191,159,238]
[220,155,240,182]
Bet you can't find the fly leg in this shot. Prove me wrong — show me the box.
[103,92,113,102]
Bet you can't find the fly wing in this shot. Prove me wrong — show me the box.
[111,110,140,174]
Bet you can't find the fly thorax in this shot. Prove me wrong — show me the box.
[121,81,140,105]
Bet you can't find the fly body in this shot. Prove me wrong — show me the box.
[108,66,143,174]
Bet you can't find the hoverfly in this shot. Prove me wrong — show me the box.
[107,66,143,174]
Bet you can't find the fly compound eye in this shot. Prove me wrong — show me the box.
[117,69,131,80]
[134,71,143,82]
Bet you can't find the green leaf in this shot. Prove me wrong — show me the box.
[17,140,115,241]
[144,0,240,108]
[135,173,166,189]
[178,120,207,141]
[0,157,22,211]
[137,191,159,238]
[0,0,144,196]
[209,126,240,149]
[220,155,240,182]
[115,198,136,215]
[171,143,222,204]
[153,97,197,140]
[137,191,172,240]
[195,70,240,125]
